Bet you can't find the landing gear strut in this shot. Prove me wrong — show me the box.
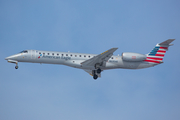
[93,70,98,80]
[15,63,18,69]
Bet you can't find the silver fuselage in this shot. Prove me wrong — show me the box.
[5,50,156,70]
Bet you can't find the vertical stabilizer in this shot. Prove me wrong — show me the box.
[144,39,175,64]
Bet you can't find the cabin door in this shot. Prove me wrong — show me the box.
[31,50,37,59]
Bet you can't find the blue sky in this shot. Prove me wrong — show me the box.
[0,0,180,120]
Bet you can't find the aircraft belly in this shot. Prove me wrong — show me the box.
[64,60,83,68]
[119,61,156,69]
[21,58,65,64]
[121,61,141,69]
[104,62,119,69]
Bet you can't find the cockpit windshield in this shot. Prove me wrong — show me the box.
[20,50,28,53]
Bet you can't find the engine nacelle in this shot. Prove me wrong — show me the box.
[122,52,146,62]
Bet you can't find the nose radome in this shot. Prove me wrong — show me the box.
[5,57,9,60]
[5,53,22,61]
[5,56,13,60]
[5,54,18,60]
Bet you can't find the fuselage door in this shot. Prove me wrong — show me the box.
[31,50,37,59]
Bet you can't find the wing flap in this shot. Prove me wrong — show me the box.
[83,69,101,77]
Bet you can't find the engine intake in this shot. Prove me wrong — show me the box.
[122,52,146,62]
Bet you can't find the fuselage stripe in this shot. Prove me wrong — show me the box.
[144,59,160,63]
[156,52,165,54]
[146,57,163,60]
[160,47,168,49]
[155,54,165,57]
[157,50,166,53]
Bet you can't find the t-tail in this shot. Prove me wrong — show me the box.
[144,39,175,64]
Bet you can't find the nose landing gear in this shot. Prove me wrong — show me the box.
[15,65,18,69]
[15,62,18,69]
[6,60,19,69]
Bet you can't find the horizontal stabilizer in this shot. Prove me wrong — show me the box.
[159,39,175,46]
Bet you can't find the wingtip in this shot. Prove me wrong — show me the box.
[112,48,118,51]
[109,48,118,51]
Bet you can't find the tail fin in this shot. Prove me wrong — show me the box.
[144,39,175,64]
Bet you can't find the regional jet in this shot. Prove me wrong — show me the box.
[5,39,175,79]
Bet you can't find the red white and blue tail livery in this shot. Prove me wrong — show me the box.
[145,39,175,64]
[5,39,175,80]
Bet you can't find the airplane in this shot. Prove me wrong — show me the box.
[5,39,175,80]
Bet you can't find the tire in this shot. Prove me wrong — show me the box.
[97,68,101,74]
[15,66,18,69]
[93,74,98,80]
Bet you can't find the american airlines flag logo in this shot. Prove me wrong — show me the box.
[144,46,168,63]
[38,54,42,59]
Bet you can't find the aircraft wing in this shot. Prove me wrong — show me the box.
[81,48,118,67]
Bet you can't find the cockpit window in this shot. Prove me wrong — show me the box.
[20,50,28,53]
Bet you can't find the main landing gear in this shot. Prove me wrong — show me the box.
[93,74,98,80]
[97,68,101,74]
[93,68,102,80]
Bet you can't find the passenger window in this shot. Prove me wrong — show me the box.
[84,55,86,57]
[57,53,59,56]
[70,54,72,57]
[79,55,81,57]
[89,56,90,58]
[52,53,54,55]
[39,52,41,54]
[47,53,49,55]
[43,53,45,55]
[75,55,77,57]
[66,54,68,56]
[62,54,63,56]
[112,57,113,59]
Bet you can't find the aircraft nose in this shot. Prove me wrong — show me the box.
[5,56,12,60]
[5,57,8,60]
[5,55,17,60]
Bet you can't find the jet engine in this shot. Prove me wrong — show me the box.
[122,52,146,62]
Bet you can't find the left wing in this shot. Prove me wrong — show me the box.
[81,48,118,68]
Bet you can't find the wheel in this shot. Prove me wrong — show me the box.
[97,68,101,74]
[93,74,98,80]
[15,66,18,69]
